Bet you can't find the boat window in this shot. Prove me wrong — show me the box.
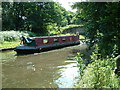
[70,37,73,41]
[62,38,66,41]
[43,39,49,44]
[54,38,58,42]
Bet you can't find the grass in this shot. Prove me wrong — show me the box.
[0,30,30,49]
[0,41,20,49]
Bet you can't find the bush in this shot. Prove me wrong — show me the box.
[0,31,29,42]
[61,24,84,33]
[47,24,61,35]
[75,46,119,88]
[0,35,4,43]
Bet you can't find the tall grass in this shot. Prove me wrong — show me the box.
[75,46,119,88]
[0,31,29,42]
[0,31,38,48]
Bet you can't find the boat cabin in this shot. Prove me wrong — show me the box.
[21,35,79,47]
[15,35,80,54]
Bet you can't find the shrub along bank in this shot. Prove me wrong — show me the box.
[0,31,36,49]
[75,45,120,88]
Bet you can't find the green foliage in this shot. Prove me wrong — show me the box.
[0,31,38,48]
[72,2,120,56]
[76,52,86,77]
[72,2,120,88]
[71,13,86,25]
[0,41,20,48]
[47,24,84,35]
[21,31,38,37]
[47,23,61,35]
[61,24,84,32]
[79,35,85,39]
[75,47,119,88]
[0,31,24,41]
[2,2,71,35]
[0,31,28,42]
[77,63,119,88]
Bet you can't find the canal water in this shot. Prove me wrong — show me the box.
[1,44,87,88]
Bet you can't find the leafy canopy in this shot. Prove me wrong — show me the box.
[72,2,120,56]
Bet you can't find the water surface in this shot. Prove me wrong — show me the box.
[2,45,87,88]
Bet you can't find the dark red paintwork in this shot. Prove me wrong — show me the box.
[34,35,79,46]
[15,35,80,54]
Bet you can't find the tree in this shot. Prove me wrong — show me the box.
[72,2,120,56]
[2,2,69,35]
[71,12,85,25]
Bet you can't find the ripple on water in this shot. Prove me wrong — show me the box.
[55,63,80,88]
[2,44,86,88]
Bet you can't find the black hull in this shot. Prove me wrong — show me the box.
[15,41,80,55]
[15,49,40,55]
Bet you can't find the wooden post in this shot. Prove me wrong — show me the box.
[115,55,120,76]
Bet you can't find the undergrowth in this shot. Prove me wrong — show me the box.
[0,31,36,48]
[0,31,29,42]
[75,45,120,88]
[61,24,84,32]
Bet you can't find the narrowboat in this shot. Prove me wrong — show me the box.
[14,35,80,54]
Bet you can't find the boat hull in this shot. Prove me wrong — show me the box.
[15,41,80,54]
[15,49,40,54]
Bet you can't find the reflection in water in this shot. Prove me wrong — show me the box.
[1,51,17,63]
[56,63,79,88]
[26,62,36,71]
[2,45,87,88]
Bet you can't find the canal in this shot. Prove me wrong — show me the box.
[1,44,87,88]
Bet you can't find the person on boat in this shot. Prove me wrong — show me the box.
[20,36,36,46]
[20,36,32,45]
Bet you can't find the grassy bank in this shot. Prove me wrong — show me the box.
[0,41,20,49]
[0,31,29,49]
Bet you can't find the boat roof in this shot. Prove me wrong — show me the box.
[29,35,75,39]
